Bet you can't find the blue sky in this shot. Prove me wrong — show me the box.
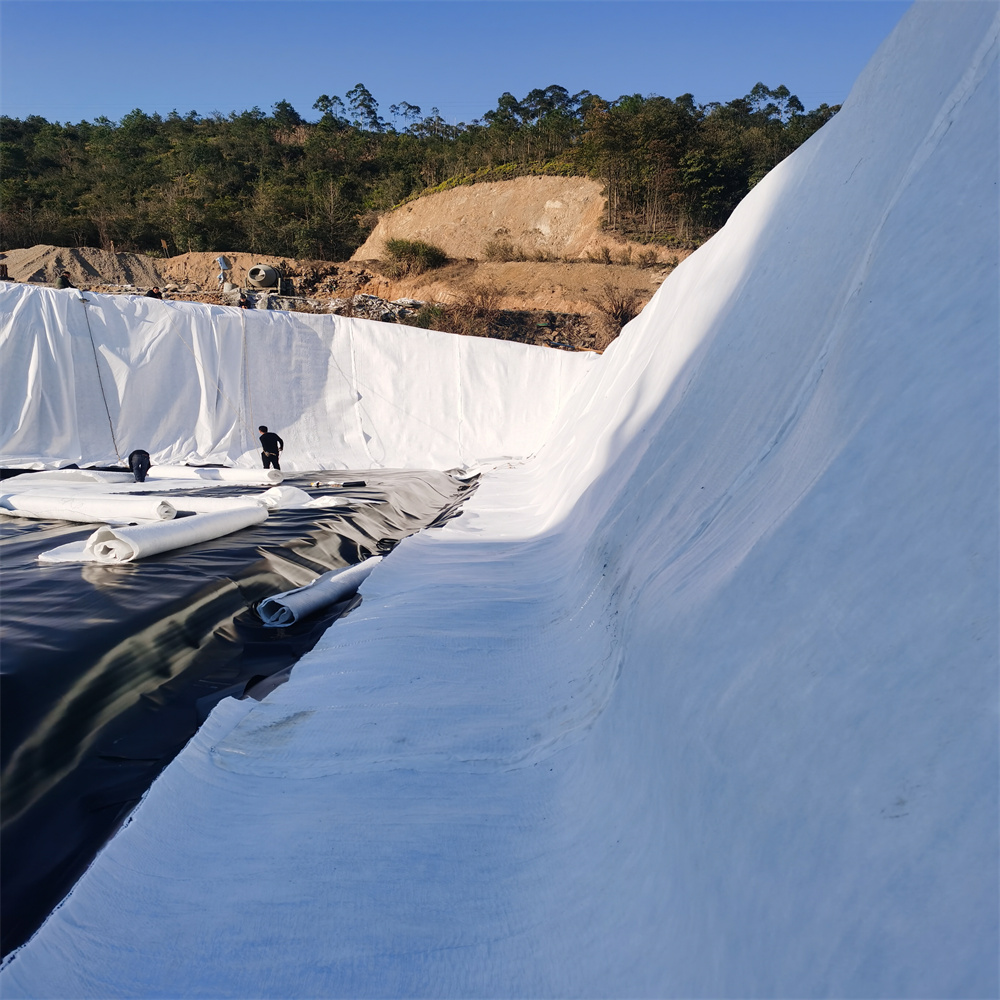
[1,1,910,125]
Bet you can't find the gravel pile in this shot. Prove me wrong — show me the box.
[0,245,164,288]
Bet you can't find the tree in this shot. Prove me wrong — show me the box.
[312,94,347,126]
[389,102,421,130]
[271,100,304,129]
[346,83,385,132]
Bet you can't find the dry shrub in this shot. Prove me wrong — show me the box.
[410,303,448,329]
[406,283,506,338]
[614,246,633,266]
[637,248,659,267]
[591,281,643,349]
[587,245,614,265]
[482,238,524,262]
[450,282,505,337]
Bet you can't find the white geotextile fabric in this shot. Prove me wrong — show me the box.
[5,469,135,484]
[145,466,283,483]
[163,485,326,512]
[256,556,383,626]
[0,492,176,523]
[37,506,268,563]
[2,6,998,998]
[0,290,596,471]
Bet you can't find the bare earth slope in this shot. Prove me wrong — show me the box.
[353,175,670,263]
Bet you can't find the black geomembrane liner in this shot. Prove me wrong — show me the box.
[0,469,475,956]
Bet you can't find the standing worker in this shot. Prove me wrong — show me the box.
[54,271,75,289]
[258,426,284,470]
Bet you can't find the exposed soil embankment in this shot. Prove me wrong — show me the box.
[354,176,608,261]
[352,175,696,267]
[1,244,681,351]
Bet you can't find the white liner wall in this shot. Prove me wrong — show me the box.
[1,4,997,997]
[0,289,596,471]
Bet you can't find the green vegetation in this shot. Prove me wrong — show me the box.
[0,82,838,258]
[382,238,448,276]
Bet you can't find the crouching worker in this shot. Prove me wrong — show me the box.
[258,426,283,470]
[128,449,151,483]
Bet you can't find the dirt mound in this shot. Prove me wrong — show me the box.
[0,245,165,288]
[351,175,683,265]
[353,176,612,262]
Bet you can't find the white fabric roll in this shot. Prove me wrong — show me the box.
[4,469,136,485]
[146,466,283,484]
[0,492,176,523]
[257,557,382,627]
[38,506,268,564]
[166,495,265,514]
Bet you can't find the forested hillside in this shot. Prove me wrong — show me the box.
[0,83,837,260]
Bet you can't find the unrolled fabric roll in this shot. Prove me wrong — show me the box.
[257,557,383,627]
[163,486,319,514]
[146,466,283,484]
[4,469,136,485]
[38,506,268,564]
[0,492,176,523]
[166,495,266,514]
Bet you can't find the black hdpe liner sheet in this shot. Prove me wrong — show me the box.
[0,469,476,956]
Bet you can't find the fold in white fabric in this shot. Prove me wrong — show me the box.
[256,557,382,627]
[257,485,315,508]
[146,466,283,484]
[38,506,268,564]
[0,492,177,523]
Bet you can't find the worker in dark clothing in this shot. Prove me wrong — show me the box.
[258,426,283,470]
[54,272,75,289]
[145,287,163,299]
[128,449,152,483]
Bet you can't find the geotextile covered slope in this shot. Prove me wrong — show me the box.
[1,3,997,997]
[0,290,596,471]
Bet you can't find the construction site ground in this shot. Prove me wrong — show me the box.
[0,245,687,351]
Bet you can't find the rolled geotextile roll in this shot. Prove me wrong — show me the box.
[0,492,176,523]
[146,466,283,484]
[39,506,268,564]
[5,469,136,485]
[257,557,382,627]
[165,495,266,514]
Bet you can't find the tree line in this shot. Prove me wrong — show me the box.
[0,82,838,260]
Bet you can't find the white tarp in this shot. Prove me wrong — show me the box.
[1,4,997,997]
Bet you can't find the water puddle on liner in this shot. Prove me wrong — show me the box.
[0,468,477,957]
